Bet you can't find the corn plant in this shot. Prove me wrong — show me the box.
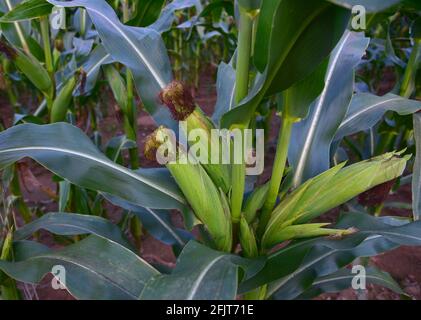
[0,0,421,300]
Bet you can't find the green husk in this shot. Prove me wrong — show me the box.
[262,223,356,249]
[239,216,258,258]
[160,81,231,193]
[262,152,409,249]
[145,127,232,252]
[243,183,269,223]
[50,74,77,122]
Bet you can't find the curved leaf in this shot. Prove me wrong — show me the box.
[127,0,165,27]
[289,31,369,185]
[14,212,133,250]
[326,0,401,12]
[0,123,186,210]
[140,241,260,300]
[0,236,159,300]
[412,113,421,221]
[297,266,406,300]
[0,0,52,22]
[47,0,176,129]
[103,194,193,248]
[221,0,350,128]
[334,93,421,141]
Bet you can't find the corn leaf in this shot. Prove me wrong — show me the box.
[289,31,369,185]
[140,241,263,300]
[334,93,421,142]
[326,0,401,12]
[0,0,52,22]
[14,212,134,250]
[0,236,158,300]
[221,0,350,128]
[0,123,186,210]
[296,267,406,300]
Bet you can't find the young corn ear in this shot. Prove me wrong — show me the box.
[243,183,269,223]
[262,152,409,249]
[262,223,357,249]
[50,71,81,122]
[0,230,20,300]
[0,41,51,94]
[239,216,258,258]
[160,81,231,193]
[145,127,232,252]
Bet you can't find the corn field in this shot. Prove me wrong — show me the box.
[0,0,420,302]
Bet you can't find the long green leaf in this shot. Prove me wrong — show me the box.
[140,241,261,300]
[0,0,52,22]
[14,212,133,250]
[221,0,350,128]
[334,93,421,142]
[103,193,193,248]
[127,0,165,27]
[0,236,159,300]
[289,31,369,185]
[47,0,175,128]
[297,266,406,299]
[0,123,186,210]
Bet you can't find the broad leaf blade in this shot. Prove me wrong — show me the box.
[0,123,186,210]
[140,241,252,300]
[103,193,193,248]
[289,31,369,185]
[326,0,401,12]
[221,0,350,128]
[0,236,159,300]
[47,0,175,129]
[0,0,52,22]
[297,266,406,300]
[14,212,133,250]
[334,93,421,141]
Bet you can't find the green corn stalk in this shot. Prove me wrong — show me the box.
[145,127,232,252]
[1,230,21,300]
[40,15,55,110]
[104,65,139,169]
[3,0,30,55]
[231,7,257,225]
[160,81,231,193]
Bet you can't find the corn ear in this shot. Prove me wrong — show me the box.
[239,216,258,258]
[244,182,269,223]
[0,41,51,93]
[50,74,77,122]
[160,81,231,193]
[262,152,409,248]
[262,223,356,249]
[145,127,232,252]
[295,151,410,223]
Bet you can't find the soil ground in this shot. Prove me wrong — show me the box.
[1,66,421,300]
